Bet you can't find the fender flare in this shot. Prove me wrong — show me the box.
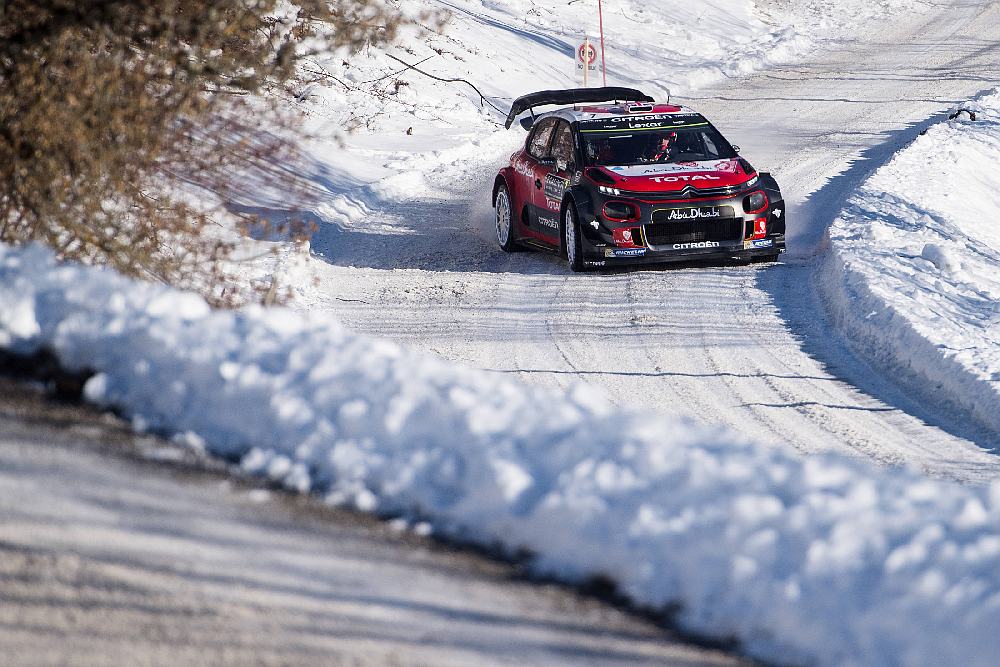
[758,171,780,193]
[492,169,513,207]
[558,189,596,257]
[562,186,600,241]
[758,172,786,236]
[495,169,533,232]
[562,185,595,220]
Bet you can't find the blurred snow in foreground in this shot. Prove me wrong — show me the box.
[1,239,998,667]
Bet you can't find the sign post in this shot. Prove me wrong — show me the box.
[597,0,607,86]
[576,37,598,87]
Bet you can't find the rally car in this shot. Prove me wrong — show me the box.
[492,87,785,270]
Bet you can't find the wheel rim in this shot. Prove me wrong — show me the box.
[495,189,510,245]
[565,208,577,265]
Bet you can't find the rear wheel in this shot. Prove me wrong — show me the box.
[562,204,585,272]
[494,183,518,252]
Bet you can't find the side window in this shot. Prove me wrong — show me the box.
[527,118,557,159]
[551,121,574,168]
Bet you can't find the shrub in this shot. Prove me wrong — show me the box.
[0,0,406,304]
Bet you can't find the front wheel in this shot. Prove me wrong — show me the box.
[562,204,585,272]
[494,183,518,252]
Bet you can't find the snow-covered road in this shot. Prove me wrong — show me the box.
[303,0,1000,483]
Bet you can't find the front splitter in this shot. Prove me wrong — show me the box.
[583,239,785,267]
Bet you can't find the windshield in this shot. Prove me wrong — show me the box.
[581,126,737,167]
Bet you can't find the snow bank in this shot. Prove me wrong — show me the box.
[2,241,999,667]
[821,89,1000,436]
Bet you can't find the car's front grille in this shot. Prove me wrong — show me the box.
[643,217,744,246]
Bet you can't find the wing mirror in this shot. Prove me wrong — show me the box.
[519,116,535,131]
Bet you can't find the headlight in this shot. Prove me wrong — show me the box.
[743,190,768,214]
[599,185,621,196]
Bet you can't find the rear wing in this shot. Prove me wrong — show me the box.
[504,87,654,129]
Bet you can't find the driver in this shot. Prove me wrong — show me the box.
[649,131,678,162]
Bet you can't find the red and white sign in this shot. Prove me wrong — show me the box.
[576,37,599,87]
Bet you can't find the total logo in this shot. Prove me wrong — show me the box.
[673,241,720,250]
[650,174,722,184]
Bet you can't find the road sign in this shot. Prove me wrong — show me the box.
[577,37,599,87]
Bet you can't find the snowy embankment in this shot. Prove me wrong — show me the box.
[821,89,1000,437]
[2,242,999,667]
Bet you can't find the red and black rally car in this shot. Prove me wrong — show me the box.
[492,87,785,270]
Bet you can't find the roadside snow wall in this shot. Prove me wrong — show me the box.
[1,241,999,667]
[821,89,1000,437]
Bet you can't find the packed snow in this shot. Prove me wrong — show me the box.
[2,241,999,667]
[821,89,1000,437]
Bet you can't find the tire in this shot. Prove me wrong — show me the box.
[562,204,585,272]
[494,183,518,252]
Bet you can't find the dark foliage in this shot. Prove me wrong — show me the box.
[0,0,406,304]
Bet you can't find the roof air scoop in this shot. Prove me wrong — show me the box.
[627,104,654,113]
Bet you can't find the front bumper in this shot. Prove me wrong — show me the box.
[578,191,786,268]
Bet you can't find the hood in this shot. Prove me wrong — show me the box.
[596,159,754,193]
